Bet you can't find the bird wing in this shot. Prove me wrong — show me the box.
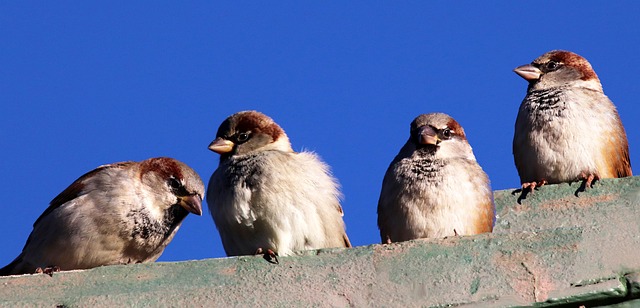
[377,162,400,244]
[33,161,135,227]
[512,104,531,183]
[0,254,26,276]
[608,112,633,177]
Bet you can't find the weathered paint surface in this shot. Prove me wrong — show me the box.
[1,177,639,307]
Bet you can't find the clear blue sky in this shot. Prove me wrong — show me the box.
[1,2,638,265]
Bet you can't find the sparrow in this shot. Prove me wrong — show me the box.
[377,113,495,244]
[207,110,351,260]
[513,50,632,191]
[0,157,204,276]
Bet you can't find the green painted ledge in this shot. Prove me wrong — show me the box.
[1,177,639,307]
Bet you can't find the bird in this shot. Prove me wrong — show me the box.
[0,157,204,276]
[513,50,632,191]
[377,113,495,244]
[206,110,351,261]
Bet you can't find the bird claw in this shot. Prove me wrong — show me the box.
[35,266,60,277]
[521,180,547,193]
[580,172,599,189]
[255,248,279,264]
[516,180,547,204]
[575,172,599,196]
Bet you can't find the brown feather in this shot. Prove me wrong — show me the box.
[218,110,284,142]
[138,157,184,181]
[445,118,466,139]
[343,234,352,248]
[538,50,599,81]
[473,200,495,234]
[600,120,633,178]
[35,162,135,227]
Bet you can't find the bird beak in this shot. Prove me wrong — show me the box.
[418,126,439,145]
[514,64,542,81]
[178,194,203,216]
[208,137,234,154]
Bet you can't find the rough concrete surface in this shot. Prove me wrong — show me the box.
[1,177,639,307]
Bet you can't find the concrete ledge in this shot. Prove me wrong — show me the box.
[1,177,639,307]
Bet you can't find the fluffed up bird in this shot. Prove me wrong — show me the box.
[0,157,204,276]
[513,50,632,191]
[207,110,351,261]
[377,113,495,244]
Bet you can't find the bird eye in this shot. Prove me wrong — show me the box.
[545,61,559,71]
[237,132,250,143]
[441,128,452,139]
[169,177,182,190]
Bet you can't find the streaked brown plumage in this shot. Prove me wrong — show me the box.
[0,157,204,276]
[377,113,495,243]
[207,110,351,259]
[513,50,632,191]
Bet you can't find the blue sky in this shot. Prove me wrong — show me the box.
[1,2,638,265]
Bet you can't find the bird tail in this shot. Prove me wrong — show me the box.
[0,254,25,276]
[343,233,352,248]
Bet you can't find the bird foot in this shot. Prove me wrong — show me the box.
[515,179,547,204]
[256,248,279,264]
[521,180,547,193]
[579,172,599,189]
[35,266,60,277]
[575,172,600,196]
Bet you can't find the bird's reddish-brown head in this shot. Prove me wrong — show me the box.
[410,113,467,147]
[407,113,476,161]
[514,50,602,91]
[139,157,204,216]
[208,111,292,161]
